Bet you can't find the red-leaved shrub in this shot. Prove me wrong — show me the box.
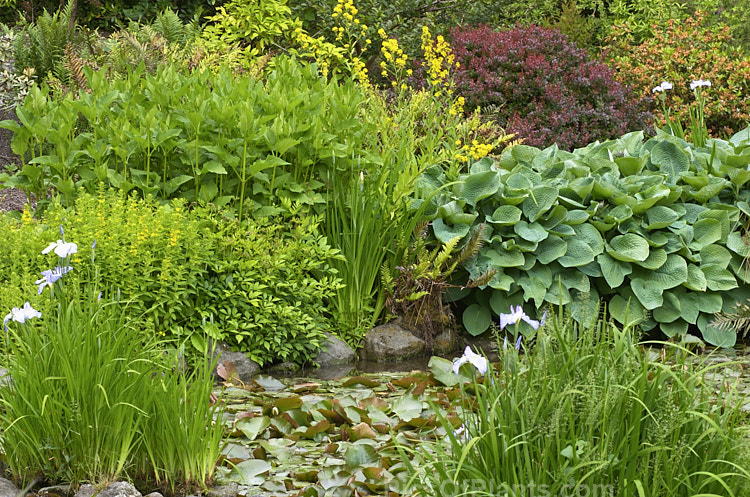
[450,24,652,150]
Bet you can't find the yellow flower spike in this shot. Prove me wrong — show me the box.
[382,70,388,77]
[455,140,461,146]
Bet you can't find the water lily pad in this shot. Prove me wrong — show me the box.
[226,459,272,485]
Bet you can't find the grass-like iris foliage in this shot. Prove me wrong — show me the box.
[401,310,750,496]
[0,233,225,491]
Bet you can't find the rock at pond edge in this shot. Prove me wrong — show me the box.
[313,332,356,366]
[363,322,426,362]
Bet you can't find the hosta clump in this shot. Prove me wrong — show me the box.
[449,24,652,151]
[420,126,750,347]
[0,28,33,111]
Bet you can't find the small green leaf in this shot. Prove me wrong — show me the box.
[558,239,596,268]
[433,218,470,244]
[537,235,568,264]
[522,185,559,222]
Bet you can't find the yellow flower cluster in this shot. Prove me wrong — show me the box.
[421,26,459,95]
[449,96,465,116]
[378,28,411,88]
[455,139,493,162]
[21,206,33,226]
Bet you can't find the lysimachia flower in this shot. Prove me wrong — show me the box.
[652,81,673,93]
[35,266,73,294]
[690,79,711,90]
[452,346,489,375]
[42,240,78,258]
[499,305,545,330]
[3,302,41,331]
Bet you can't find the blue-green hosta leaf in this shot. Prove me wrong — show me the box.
[542,205,568,229]
[432,218,470,244]
[700,244,732,268]
[661,319,689,338]
[487,205,522,226]
[438,201,478,225]
[701,264,738,291]
[463,170,501,207]
[646,232,669,247]
[570,288,600,325]
[689,218,722,251]
[565,209,591,225]
[633,186,674,215]
[537,235,568,265]
[696,292,723,313]
[578,261,604,278]
[558,239,596,268]
[645,206,680,230]
[590,219,616,233]
[684,264,707,291]
[609,292,647,327]
[726,231,750,257]
[729,125,750,147]
[550,224,576,236]
[635,248,667,270]
[701,207,733,237]
[511,144,541,164]
[505,166,542,189]
[720,164,750,188]
[463,304,492,336]
[607,234,650,262]
[519,275,549,308]
[489,289,524,315]
[485,244,525,268]
[636,254,688,290]
[698,313,736,348]
[598,252,632,288]
[631,278,663,310]
[651,140,689,185]
[489,271,516,291]
[522,186,559,223]
[653,291,681,323]
[615,156,646,176]
[514,221,549,243]
[730,254,750,284]
[604,204,634,224]
[671,289,700,324]
[559,270,590,292]
[572,224,604,255]
[687,176,728,203]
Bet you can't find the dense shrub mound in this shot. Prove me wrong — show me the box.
[450,24,652,150]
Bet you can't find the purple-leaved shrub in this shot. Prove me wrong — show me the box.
[450,24,652,150]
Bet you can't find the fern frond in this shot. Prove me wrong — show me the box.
[455,223,487,266]
[433,236,460,271]
[712,301,750,337]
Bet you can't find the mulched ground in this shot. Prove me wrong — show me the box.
[0,107,32,213]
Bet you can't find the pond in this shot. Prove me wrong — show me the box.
[210,343,750,497]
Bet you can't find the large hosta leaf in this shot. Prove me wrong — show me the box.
[651,140,689,184]
[558,239,596,267]
[660,319,689,338]
[462,304,492,336]
[727,231,750,257]
[432,218,469,244]
[598,252,632,289]
[522,186,559,222]
[702,264,738,291]
[537,235,568,264]
[572,224,604,255]
[652,291,681,323]
[631,278,663,310]
[698,313,736,348]
[645,206,680,230]
[609,291,647,327]
[514,221,549,243]
[700,244,732,268]
[635,248,667,270]
[689,218,722,250]
[636,254,688,290]
[487,205,522,226]
[485,244,525,268]
[607,234,650,262]
[463,170,501,206]
[684,264,707,292]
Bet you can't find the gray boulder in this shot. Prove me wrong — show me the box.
[313,333,356,366]
[0,478,19,497]
[74,482,141,497]
[433,329,458,356]
[211,341,260,384]
[363,322,426,362]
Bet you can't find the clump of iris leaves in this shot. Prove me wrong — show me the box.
[398,307,750,497]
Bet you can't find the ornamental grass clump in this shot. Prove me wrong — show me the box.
[400,310,750,496]
[0,230,225,490]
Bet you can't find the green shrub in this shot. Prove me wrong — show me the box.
[402,313,750,496]
[418,126,750,347]
[0,190,211,341]
[605,10,750,138]
[190,212,342,366]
